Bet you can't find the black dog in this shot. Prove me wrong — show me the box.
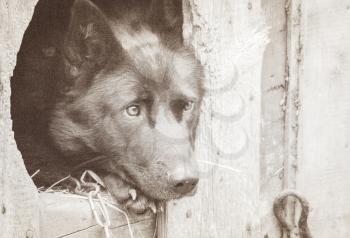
[12,0,204,213]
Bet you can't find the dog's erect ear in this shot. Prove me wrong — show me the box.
[64,0,116,76]
[150,0,183,37]
[162,0,183,31]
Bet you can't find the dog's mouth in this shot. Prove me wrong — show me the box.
[134,180,198,202]
[135,176,199,201]
[114,169,198,201]
[120,161,199,201]
[73,155,199,201]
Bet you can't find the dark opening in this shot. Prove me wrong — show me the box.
[11,0,75,186]
[11,0,185,189]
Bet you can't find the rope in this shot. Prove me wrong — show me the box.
[88,191,112,238]
[273,190,313,238]
[78,170,136,238]
[62,193,136,238]
[45,170,135,238]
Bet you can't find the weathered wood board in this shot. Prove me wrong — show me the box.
[295,0,350,237]
[260,0,287,237]
[39,193,155,238]
[0,0,40,237]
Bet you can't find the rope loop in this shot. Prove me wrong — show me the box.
[88,191,112,238]
[41,169,136,238]
[273,190,313,238]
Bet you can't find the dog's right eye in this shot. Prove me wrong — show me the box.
[183,101,195,111]
[126,105,141,116]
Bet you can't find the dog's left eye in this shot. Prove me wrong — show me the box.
[183,101,195,111]
[126,105,141,116]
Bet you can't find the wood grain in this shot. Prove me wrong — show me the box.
[260,0,288,237]
[0,0,40,237]
[296,0,350,237]
[39,193,156,238]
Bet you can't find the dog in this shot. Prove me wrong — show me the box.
[12,0,204,214]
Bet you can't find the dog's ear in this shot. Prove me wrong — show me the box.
[64,0,116,76]
[150,0,183,37]
[163,0,183,31]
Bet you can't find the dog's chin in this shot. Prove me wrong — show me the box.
[137,187,180,201]
[116,169,199,201]
[138,184,199,201]
[184,185,198,197]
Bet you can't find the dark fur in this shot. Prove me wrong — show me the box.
[12,0,204,201]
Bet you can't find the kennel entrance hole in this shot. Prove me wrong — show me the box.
[11,0,75,186]
[9,0,156,237]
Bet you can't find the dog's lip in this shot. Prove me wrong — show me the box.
[184,185,198,197]
[170,184,198,200]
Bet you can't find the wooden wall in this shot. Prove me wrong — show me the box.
[0,0,40,237]
[260,0,287,237]
[162,0,350,237]
[260,0,350,237]
[296,0,350,237]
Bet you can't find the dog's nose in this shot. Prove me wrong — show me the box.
[169,166,199,195]
[173,177,199,195]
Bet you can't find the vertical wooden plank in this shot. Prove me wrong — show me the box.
[158,0,268,237]
[280,1,304,236]
[260,0,287,237]
[296,0,350,237]
[0,0,40,237]
[284,0,303,193]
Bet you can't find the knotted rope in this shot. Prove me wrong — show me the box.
[273,190,313,238]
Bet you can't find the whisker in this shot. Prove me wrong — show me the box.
[30,169,40,178]
[197,160,241,174]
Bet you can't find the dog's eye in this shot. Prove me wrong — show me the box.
[126,105,141,116]
[183,101,194,111]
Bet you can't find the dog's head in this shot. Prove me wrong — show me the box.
[50,0,204,200]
